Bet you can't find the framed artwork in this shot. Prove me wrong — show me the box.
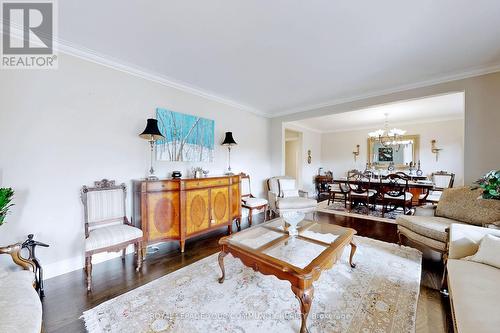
[378,147,393,162]
[155,108,215,162]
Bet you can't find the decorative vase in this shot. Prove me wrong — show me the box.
[282,211,305,237]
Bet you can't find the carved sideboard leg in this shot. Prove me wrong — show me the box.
[291,285,314,333]
[236,218,241,231]
[180,240,186,253]
[227,224,232,235]
[349,241,357,268]
[135,242,143,272]
[85,255,92,292]
[218,250,228,283]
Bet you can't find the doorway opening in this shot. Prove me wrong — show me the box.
[284,129,303,187]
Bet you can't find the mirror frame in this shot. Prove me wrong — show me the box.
[367,134,420,169]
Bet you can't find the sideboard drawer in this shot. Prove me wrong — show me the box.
[145,181,180,192]
[184,178,230,189]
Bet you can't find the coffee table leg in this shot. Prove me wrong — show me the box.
[218,251,228,283]
[349,241,357,268]
[291,285,314,333]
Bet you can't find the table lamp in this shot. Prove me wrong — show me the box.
[221,132,237,175]
[139,118,165,180]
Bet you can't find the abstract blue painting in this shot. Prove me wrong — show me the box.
[155,108,215,162]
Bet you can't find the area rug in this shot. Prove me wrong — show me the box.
[317,200,413,224]
[82,236,421,333]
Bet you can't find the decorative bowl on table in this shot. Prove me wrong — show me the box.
[282,211,305,237]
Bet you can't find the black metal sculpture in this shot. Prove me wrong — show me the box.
[22,234,49,297]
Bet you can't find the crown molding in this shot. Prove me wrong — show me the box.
[272,63,500,118]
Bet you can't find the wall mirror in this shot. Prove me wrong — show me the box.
[367,135,420,169]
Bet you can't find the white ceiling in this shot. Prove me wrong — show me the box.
[287,92,464,133]
[58,1,500,116]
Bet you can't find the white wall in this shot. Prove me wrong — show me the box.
[283,124,322,194]
[321,119,465,185]
[0,53,271,278]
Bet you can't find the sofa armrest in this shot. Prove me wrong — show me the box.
[0,243,36,272]
[414,205,437,216]
[299,190,308,198]
[268,191,278,210]
[448,223,500,259]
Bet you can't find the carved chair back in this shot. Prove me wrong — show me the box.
[347,171,371,194]
[380,174,409,199]
[240,173,252,198]
[394,171,410,179]
[81,179,127,238]
[432,171,455,190]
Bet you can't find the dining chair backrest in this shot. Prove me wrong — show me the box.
[380,174,409,198]
[432,171,455,190]
[347,171,371,194]
[394,171,410,179]
[81,179,127,237]
[240,173,252,198]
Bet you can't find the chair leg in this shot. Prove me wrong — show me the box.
[135,242,143,272]
[85,255,92,292]
[121,248,126,261]
[264,205,269,221]
[248,208,253,227]
[397,229,403,246]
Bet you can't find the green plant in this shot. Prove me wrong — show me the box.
[0,188,14,226]
[474,170,500,200]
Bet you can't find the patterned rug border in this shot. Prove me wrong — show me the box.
[317,200,398,224]
[81,235,422,333]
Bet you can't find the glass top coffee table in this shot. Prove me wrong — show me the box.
[218,218,357,333]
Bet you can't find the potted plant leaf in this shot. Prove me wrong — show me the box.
[473,170,500,209]
[0,188,14,226]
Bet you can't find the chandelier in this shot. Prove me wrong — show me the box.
[368,113,410,149]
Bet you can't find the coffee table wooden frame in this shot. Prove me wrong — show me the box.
[218,219,357,333]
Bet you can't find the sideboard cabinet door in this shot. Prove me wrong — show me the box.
[186,189,210,235]
[145,191,180,241]
[210,186,230,226]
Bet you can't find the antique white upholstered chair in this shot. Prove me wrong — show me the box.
[423,171,455,204]
[81,179,143,291]
[267,176,317,217]
[240,173,269,229]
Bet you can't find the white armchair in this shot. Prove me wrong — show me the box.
[266,176,317,217]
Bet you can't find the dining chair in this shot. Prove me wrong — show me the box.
[327,180,349,207]
[425,171,455,204]
[81,179,143,291]
[347,171,376,214]
[379,174,413,216]
[240,173,269,229]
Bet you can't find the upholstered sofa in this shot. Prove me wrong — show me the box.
[396,187,500,254]
[446,223,500,333]
[0,243,42,333]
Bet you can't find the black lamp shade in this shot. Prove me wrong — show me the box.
[221,132,237,146]
[139,119,164,141]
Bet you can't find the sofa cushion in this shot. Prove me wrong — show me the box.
[397,225,446,251]
[396,215,458,242]
[465,234,500,269]
[448,223,500,260]
[447,259,500,333]
[436,187,500,226]
[277,197,317,209]
[85,224,143,252]
[0,270,42,333]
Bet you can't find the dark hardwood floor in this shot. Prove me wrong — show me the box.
[41,212,450,333]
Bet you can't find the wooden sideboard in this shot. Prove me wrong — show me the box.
[132,175,241,253]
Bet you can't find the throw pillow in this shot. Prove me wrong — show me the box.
[278,179,297,197]
[281,189,299,198]
[465,234,500,269]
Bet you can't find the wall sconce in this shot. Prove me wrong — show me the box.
[353,144,360,161]
[431,139,442,161]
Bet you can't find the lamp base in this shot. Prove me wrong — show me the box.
[146,175,159,181]
[225,171,234,176]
